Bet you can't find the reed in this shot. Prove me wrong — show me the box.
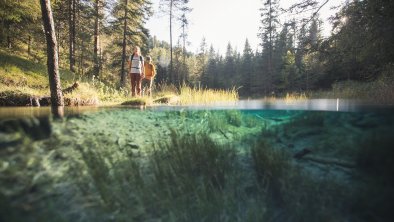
[312,75,394,104]
[179,85,238,105]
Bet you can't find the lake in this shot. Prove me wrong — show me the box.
[1,99,393,221]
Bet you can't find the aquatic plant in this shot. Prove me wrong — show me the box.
[225,110,242,127]
[251,138,290,188]
[74,128,268,221]
[205,111,228,133]
[251,127,352,221]
[353,131,394,221]
[243,114,261,128]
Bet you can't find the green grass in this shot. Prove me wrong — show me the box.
[0,51,240,106]
[311,74,394,104]
[179,85,238,105]
[120,97,150,106]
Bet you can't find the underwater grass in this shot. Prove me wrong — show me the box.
[3,109,393,221]
[74,129,268,221]
[353,131,394,221]
[250,127,354,221]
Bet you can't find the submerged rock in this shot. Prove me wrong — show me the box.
[0,117,51,141]
[127,143,140,149]
[0,132,23,148]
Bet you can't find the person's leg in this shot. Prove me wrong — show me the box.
[141,79,147,96]
[130,73,136,97]
[148,79,153,96]
[136,74,142,96]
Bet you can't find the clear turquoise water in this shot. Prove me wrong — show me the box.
[0,101,393,221]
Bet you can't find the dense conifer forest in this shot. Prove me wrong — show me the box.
[1,0,393,97]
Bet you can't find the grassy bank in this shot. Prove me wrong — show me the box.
[0,50,100,105]
[0,50,239,106]
[257,75,394,104]
[311,75,394,104]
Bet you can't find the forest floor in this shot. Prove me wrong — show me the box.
[1,107,393,221]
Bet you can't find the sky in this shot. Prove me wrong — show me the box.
[146,0,345,54]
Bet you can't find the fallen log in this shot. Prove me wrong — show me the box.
[301,155,356,168]
[29,82,80,106]
[293,148,312,159]
[62,82,79,95]
[0,82,98,107]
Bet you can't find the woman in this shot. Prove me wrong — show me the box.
[142,56,156,96]
[128,46,145,97]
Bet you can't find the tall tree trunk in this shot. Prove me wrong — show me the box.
[120,0,128,87]
[268,0,272,77]
[55,2,61,67]
[80,37,84,75]
[57,26,61,68]
[28,35,32,57]
[68,0,76,72]
[182,24,186,83]
[7,35,11,48]
[169,0,173,83]
[93,0,100,79]
[40,0,64,108]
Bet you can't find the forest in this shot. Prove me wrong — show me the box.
[1,0,394,98]
[2,1,394,221]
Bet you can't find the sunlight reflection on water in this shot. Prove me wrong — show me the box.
[152,99,393,112]
[0,99,393,119]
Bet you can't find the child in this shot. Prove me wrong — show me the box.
[142,56,156,96]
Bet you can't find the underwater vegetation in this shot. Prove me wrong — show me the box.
[0,109,394,221]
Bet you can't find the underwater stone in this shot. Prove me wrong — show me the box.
[351,115,381,128]
[117,137,127,148]
[0,132,23,148]
[128,143,140,149]
[18,117,52,140]
[294,148,312,159]
[292,128,322,138]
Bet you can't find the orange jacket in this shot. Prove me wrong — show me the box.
[144,62,156,80]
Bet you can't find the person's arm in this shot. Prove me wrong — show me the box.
[141,58,145,78]
[127,54,132,71]
[152,64,156,78]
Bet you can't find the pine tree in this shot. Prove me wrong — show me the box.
[93,0,103,79]
[159,0,190,83]
[258,0,280,94]
[0,0,41,49]
[68,0,76,72]
[202,45,216,88]
[40,0,64,108]
[240,39,254,96]
[110,0,152,87]
[196,37,208,82]
[223,42,236,88]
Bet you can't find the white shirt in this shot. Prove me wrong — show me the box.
[129,54,144,74]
